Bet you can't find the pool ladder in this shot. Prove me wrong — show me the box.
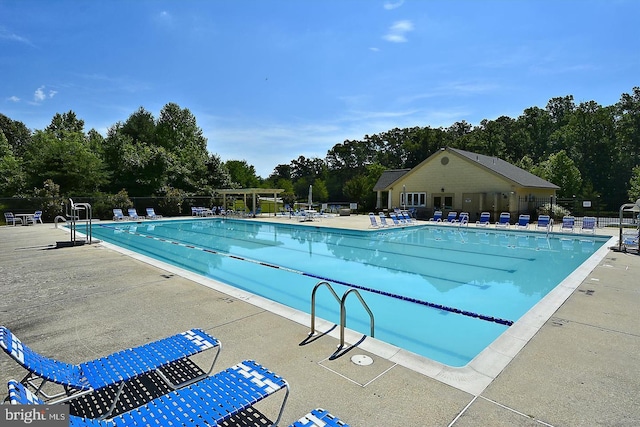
[309,281,375,351]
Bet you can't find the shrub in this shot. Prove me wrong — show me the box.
[537,203,571,221]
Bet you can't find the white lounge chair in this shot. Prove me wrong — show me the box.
[516,214,530,229]
[536,215,552,231]
[146,207,163,219]
[581,216,596,234]
[495,212,511,228]
[369,213,380,228]
[476,211,491,227]
[561,216,575,232]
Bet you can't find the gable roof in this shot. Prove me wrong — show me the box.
[447,147,559,189]
[373,169,411,191]
[373,147,560,191]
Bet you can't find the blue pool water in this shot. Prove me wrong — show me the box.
[89,219,608,367]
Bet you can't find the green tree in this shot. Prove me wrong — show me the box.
[102,123,167,196]
[538,150,582,198]
[25,129,108,195]
[628,165,640,201]
[205,154,233,191]
[156,103,209,193]
[46,111,85,139]
[0,131,25,196]
[0,114,32,157]
[225,160,260,188]
[343,175,369,211]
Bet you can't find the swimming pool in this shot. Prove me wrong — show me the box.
[90,218,609,367]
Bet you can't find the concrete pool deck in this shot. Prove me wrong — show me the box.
[1,216,638,426]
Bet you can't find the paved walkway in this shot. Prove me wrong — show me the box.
[1,217,638,426]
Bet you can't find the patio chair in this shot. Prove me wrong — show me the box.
[112,209,127,221]
[516,214,530,229]
[536,215,552,231]
[145,207,163,219]
[31,210,44,224]
[0,326,221,413]
[369,213,380,228]
[476,211,491,227]
[378,212,391,227]
[8,359,290,427]
[495,212,511,228]
[581,216,596,234]
[389,213,402,226]
[561,216,575,232]
[127,208,143,220]
[443,211,458,224]
[290,408,351,427]
[622,230,639,252]
[429,210,443,222]
[4,212,23,226]
[456,212,469,226]
[400,211,416,223]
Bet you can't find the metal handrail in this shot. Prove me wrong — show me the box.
[310,281,341,336]
[309,281,375,350]
[67,198,93,244]
[340,288,375,349]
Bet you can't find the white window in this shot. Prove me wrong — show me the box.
[401,192,426,207]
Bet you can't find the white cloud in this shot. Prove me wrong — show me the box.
[0,26,33,46]
[383,1,404,10]
[383,20,414,43]
[33,86,57,103]
[34,86,46,102]
[7,96,20,102]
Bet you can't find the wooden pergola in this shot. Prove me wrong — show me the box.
[213,188,285,216]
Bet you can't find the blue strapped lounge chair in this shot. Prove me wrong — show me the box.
[536,215,552,231]
[145,208,163,219]
[378,212,391,227]
[368,213,380,228]
[561,216,575,232]
[516,214,530,229]
[622,230,639,253]
[400,211,415,224]
[0,326,220,416]
[290,408,351,427]
[443,211,458,224]
[581,216,596,234]
[495,212,511,228]
[8,359,290,427]
[456,212,469,226]
[112,209,127,221]
[476,211,491,227]
[389,213,402,226]
[127,208,142,220]
[429,210,443,222]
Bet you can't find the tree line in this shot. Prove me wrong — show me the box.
[1,88,639,219]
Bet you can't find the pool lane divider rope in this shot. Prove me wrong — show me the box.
[101,224,514,326]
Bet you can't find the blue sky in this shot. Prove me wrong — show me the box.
[1,1,638,178]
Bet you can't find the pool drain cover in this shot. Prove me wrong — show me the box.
[351,354,373,366]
